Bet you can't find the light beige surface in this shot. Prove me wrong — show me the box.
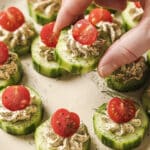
[0,0,150,150]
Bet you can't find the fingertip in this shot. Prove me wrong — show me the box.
[98,63,119,77]
[53,7,66,33]
[53,23,60,34]
[54,0,90,34]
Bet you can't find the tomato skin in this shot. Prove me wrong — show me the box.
[51,108,80,137]
[134,2,141,8]
[72,19,98,45]
[0,7,25,32]
[89,8,112,25]
[107,97,136,123]
[2,85,31,111]
[0,42,9,65]
[40,22,59,48]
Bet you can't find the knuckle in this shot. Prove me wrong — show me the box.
[117,44,138,64]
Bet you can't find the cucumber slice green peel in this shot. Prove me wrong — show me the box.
[141,84,150,116]
[147,51,150,66]
[0,87,43,135]
[28,1,58,25]
[121,2,141,30]
[10,38,36,56]
[0,53,23,90]
[93,103,149,150]
[55,30,107,75]
[106,71,149,92]
[31,37,66,78]
[35,119,91,150]
[106,57,149,92]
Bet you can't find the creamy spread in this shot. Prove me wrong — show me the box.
[39,41,55,61]
[0,95,37,123]
[0,53,18,80]
[32,0,61,17]
[41,121,89,150]
[110,57,147,83]
[101,108,141,136]
[65,20,122,58]
[0,22,36,49]
[65,29,107,58]
[96,21,122,43]
[129,3,143,22]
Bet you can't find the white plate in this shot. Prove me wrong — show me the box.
[0,1,150,150]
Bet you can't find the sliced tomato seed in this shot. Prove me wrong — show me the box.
[107,97,136,123]
[51,108,80,137]
[0,41,9,64]
[40,22,59,47]
[2,85,31,111]
[0,7,25,32]
[88,8,112,25]
[72,19,98,45]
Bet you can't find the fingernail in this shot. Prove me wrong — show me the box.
[98,64,118,77]
[53,26,59,34]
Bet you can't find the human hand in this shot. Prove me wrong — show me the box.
[54,0,150,77]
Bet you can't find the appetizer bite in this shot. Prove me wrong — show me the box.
[141,84,150,116]
[0,85,43,135]
[35,108,90,150]
[106,57,149,92]
[0,42,23,89]
[93,97,149,150]
[55,8,122,74]
[0,7,36,56]
[27,0,61,25]
[122,1,143,29]
[31,22,65,77]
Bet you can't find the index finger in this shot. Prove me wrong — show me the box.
[53,0,92,33]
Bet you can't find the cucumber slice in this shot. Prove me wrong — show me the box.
[3,37,35,56]
[31,37,66,78]
[147,51,150,65]
[2,26,37,56]
[35,119,90,150]
[0,53,23,90]
[114,12,127,32]
[106,57,149,92]
[55,31,107,74]
[28,1,58,25]
[0,86,43,135]
[141,84,150,116]
[93,103,149,150]
[10,41,32,56]
[122,2,141,30]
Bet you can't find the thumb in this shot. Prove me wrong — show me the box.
[98,18,150,77]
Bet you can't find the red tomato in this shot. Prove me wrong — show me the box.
[0,42,9,65]
[51,108,80,137]
[0,7,25,32]
[72,19,98,45]
[2,85,31,111]
[40,22,59,48]
[89,8,112,25]
[134,2,141,8]
[107,97,136,123]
